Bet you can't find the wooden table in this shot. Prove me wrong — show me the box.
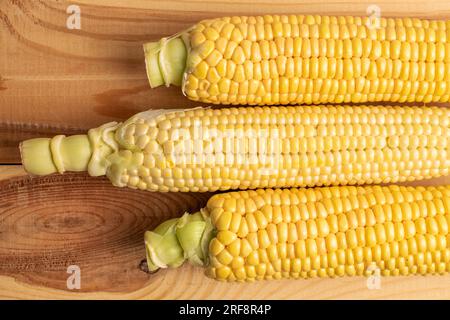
[0,0,449,299]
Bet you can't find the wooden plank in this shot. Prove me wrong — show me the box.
[0,166,449,299]
[0,165,212,294]
[1,0,450,300]
[1,270,450,300]
[1,0,450,163]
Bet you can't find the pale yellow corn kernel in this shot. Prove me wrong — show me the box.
[136,57,450,183]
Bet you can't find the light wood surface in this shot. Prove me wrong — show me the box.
[1,0,450,299]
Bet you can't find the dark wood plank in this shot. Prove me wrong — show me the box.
[0,167,211,292]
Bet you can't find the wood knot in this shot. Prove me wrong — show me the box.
[139,259,159,274]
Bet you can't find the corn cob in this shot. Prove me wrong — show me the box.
[144,15,450,105]
[20,105,449,192]
[144,185,450,281]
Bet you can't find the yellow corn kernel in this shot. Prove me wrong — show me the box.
[200,185,450,281]
[23,105,449,194]
[145,15,450,105]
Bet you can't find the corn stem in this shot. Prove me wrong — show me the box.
[144,211,215,272]
[20,135,92,175]
[143,36,187,88]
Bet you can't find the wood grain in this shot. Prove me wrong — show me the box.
[1,0,450,300]
[1,268,450,300]
[0,166,449,299]
[1,0,450,163]
[0,166,211,293]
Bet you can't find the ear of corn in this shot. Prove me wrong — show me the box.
[20,105,449,192]
[145,185,450,281]
[145,15,450,105]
